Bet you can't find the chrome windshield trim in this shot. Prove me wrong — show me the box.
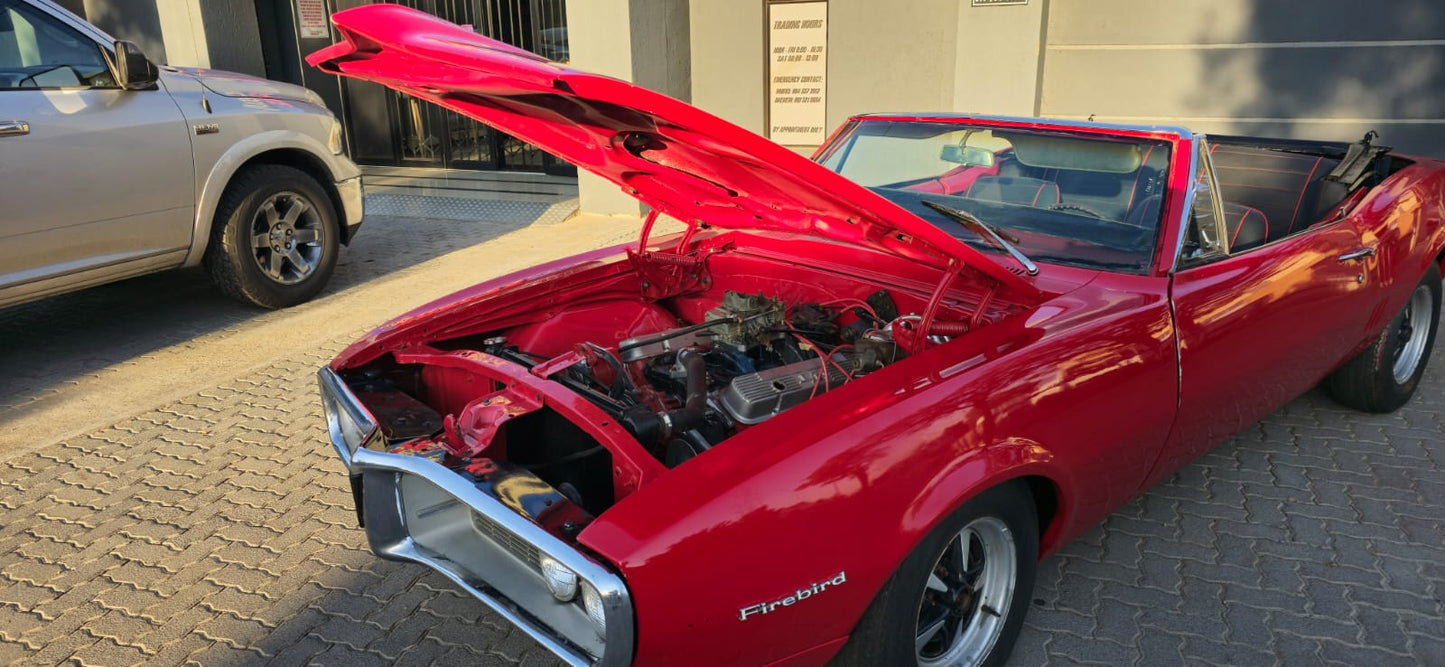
[849,112,1196,138]
[1168,137,1207,274]
[318,366,634,667]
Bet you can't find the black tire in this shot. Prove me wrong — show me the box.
[203,164,339,309]
[832,483,1038,667]
[1324,264,1441,413]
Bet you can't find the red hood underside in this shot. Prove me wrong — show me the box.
[307,4,1037,299]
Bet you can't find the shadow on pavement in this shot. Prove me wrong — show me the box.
[0,213,538,410]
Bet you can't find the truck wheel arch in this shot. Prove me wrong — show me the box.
[184,132,352,267]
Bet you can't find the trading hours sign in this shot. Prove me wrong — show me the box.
[768,2,828,145]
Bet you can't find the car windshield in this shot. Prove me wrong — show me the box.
[817,119,1172,273]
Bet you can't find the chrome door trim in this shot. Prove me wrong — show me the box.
[0,121,30,137]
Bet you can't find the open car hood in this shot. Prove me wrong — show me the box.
[308,4,1038,298]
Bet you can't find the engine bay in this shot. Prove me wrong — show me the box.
[336,247,1022,542]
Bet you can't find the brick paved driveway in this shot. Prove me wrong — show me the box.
[0,213,1440,665]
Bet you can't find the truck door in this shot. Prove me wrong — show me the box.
[0,0,192,296]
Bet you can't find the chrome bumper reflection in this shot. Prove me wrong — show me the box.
[317,367,634,667]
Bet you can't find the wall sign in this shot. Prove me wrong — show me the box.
[767,2,828,145]
[297,0,330,39]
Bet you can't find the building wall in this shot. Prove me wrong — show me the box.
[688,0,764,134]
[1040,0,1445,154]
[569,0,692,215]
[823,0,958,133]
[78,0,167,64]
[953,0,1046,116]
[194,1,266,76]
[66,0,266,77]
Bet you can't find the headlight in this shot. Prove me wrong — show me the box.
[328,117,345,155]
[539,556,578,601]
[580,581,606,637]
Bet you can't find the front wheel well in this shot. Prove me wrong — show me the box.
[230,149,351,244]
[1019,475,1059,551]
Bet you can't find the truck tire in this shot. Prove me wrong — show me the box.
[203,164,339,309]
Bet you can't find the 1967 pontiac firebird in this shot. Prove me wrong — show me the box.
[310,6,1443,667]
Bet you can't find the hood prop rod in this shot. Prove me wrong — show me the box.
[917,259,964,351]
[637,209,660,250]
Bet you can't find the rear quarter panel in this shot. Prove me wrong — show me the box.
[1338,157,1445,348]
[580,270,1180,667]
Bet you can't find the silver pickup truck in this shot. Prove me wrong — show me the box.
[0,0,363,309]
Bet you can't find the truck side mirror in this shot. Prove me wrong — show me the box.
[114,40,159,90]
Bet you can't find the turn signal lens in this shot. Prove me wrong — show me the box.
[580,581,606,637]
[328,117,345,154]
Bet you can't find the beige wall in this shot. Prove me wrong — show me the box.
[568,0,691,216]
[688,0,765,134]
[579,0,1445,218]
[1041,0,1445,151]
[688,0,963,154]
[953,0,1046,116]
[823,0,958,136]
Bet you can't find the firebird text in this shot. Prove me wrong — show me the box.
[738,571,847,621]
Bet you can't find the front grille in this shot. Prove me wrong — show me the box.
[471,510,541,566]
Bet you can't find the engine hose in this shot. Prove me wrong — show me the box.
[660,348,709,436]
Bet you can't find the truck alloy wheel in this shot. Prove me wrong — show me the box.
[204,164,340,309]
[249,190,328,286]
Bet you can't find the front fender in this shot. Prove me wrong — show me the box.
[182,130,359,266]
[580,271,1176,667]
[577,322,1062,667]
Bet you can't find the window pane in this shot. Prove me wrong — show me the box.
[0,2,111,88]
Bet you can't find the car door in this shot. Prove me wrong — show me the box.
[0,0,192,298]
[1148,138,1381,479]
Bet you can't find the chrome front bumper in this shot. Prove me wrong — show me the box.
[318,367,634,667]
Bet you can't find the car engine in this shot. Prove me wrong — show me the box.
[482,289,909,468]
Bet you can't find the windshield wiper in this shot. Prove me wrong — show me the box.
[921,200,1039,276]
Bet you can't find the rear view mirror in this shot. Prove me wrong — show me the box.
[113,40,158,90]
[941,145,995,168]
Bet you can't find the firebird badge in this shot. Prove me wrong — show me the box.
[738,571,847,621]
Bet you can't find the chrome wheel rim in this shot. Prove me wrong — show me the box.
[915,517,1016,667]
[250,191,324,285]
[1392,284,1434,384]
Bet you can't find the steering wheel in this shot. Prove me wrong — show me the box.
[1048,203,1106,219]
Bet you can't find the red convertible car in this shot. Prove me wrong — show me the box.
[311,6,1444,667]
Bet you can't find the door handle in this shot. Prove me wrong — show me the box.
[0,121,29,137]
[1338,247,1376,262]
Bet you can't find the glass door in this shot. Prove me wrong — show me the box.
[330,0,571,172]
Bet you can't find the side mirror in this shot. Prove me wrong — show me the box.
[940,145,995,168]
[113,40,158,90]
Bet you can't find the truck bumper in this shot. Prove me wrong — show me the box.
[336,175,364,243]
